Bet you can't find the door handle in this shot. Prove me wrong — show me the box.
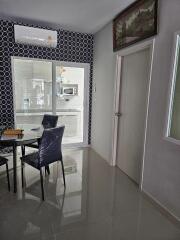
[115,112,122,117]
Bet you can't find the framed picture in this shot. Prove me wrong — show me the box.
[113,0,158,51]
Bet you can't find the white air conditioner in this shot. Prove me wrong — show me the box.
[14,25,57,48]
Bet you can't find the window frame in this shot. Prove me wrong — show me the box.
[11,56,90,148]
[165,31,180,145]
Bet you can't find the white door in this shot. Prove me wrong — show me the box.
[116,48,150,184]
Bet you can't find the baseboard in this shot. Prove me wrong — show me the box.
[142,189,180,227]
[89,147,111,165]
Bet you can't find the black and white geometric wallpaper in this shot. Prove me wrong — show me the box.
[0,19,94,144]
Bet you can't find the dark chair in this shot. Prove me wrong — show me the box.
[21,126,65,201]
[0,156,10,191]
[42,114,59,129]
[24,114,59,175]
[26,114,59,149]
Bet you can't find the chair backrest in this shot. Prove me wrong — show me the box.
[42,114,58,129]
[38,126,65,166]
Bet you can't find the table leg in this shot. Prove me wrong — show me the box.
[21,146,25,188]
[13,144,17,193]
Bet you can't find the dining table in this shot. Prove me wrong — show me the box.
[0,131,42,193]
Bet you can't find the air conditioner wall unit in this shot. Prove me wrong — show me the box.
[14,25,57,48]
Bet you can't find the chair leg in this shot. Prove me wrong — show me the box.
[45,165,50,175]
[21,145,25,156]
[40,168,45,201]
[5,162,10,191]
[60,160,66,188]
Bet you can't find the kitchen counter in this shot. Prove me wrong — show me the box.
[16,109,81,114]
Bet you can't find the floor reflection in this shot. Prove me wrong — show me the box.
[0,148,180,240]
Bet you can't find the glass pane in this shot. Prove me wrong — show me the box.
[55,65,84,144]
[13,58,53,131]
[169,38,180,139]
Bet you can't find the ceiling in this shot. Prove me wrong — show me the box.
[0,0,135,33]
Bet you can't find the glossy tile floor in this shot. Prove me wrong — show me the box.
[0,147,180,240]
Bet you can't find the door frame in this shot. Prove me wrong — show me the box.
[111,39,155,190]
[11,56,90,148]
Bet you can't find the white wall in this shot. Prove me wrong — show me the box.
[92,0,180,220]
[142,0,180,220]
[91,22,116,162]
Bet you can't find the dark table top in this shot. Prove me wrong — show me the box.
[0,131,42,146]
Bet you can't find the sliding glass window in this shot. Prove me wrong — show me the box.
[12,58,89,146]
[13,59,53,130]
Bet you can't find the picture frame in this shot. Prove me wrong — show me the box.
[113,0,158,51]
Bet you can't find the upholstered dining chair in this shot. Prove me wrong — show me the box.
[23,114,59,175]
[26,114,59,149]
[41,114,59,129]
[0,156,10,191]
[21,126,65,201]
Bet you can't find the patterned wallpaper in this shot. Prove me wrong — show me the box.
[0,19,93,144]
